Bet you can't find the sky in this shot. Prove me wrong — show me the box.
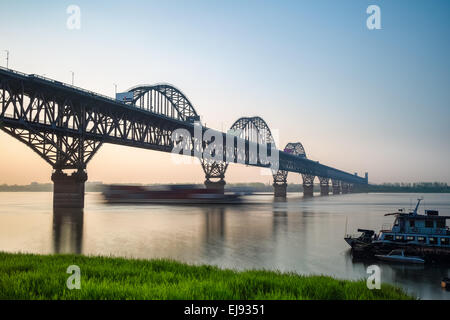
[0,0,449,185]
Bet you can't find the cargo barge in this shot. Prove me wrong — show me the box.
[102,184,243,205]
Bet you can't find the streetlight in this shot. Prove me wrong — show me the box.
[4,50,9,69]
[70,71,74,85]
[113,83,117,98]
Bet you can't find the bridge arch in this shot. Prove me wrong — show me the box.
[273,142,318,197]
[229,116,276,145]
[201,116,277,192]
[127,84,199,122]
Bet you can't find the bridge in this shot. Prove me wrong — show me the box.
[0,67,368,208]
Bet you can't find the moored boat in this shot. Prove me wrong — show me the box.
[375,249,425,264]
[345,199,450,263]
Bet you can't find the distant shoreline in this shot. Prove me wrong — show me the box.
[0,182,449,193]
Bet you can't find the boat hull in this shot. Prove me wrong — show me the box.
[102,185,243,205]
[349,242,450,263]
[374,255,425,264]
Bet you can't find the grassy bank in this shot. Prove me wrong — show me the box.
[0,252,413,300]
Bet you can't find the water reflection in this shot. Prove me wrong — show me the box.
[272,201,288,236]
[349,255,450,298]
[52,208,83,254]
[1,192,449,299]
[202,206,226,259]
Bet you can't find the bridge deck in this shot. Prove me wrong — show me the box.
[0,67,366,185]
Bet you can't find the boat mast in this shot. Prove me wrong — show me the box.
[413,198,422,215]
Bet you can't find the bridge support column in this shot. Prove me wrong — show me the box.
[51,170,87,209]
[273,183,287,198]
[273,170,288,198]
[332,180,341,195]
[205,179,225,194]
[302,174,315,197]
[201,158,227,195]
[319,177,330,196]
[342,182,349,194]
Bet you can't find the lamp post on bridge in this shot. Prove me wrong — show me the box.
[70,71,74,85]
[4,50,9,69]
[113,83,117,98]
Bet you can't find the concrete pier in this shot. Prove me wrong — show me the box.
[342,183,349,194]
[51,170,87,209]
[320,184,329,195]
[302,174,315,197]
[205,180,225,194]
[273,183,287,198]
[319,177,330,196]
[303,184,314,197]
[332,180,341,195]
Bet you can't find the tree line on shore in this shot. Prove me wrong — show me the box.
[0,181,448,193]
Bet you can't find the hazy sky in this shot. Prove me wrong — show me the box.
[0,0,449,185]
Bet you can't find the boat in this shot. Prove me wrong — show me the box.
[345,199,450,263]
[102,184,243,205]
[375,249,425,264]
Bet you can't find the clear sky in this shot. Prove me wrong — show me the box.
[0,0,449,185]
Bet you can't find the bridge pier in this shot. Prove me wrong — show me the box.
[332,180,341,195]
[342,182,349,194]
[319,177,330,196]
[302,174,315,197]
[273,182,287,198]
[205,179,225,194]
[273,169,288,198]
[51,170,87,209]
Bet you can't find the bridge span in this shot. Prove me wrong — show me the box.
[0,67,367,208]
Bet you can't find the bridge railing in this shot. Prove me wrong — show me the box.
[0,66,125,107]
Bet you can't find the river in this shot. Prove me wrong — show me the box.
[0,192,449,299]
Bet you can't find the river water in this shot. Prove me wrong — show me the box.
[0,192,449,300]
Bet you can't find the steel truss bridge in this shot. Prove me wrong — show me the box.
[0,67,367,208]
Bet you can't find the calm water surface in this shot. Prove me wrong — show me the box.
[1,192,449,299]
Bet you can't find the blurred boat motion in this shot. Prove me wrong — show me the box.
[102,184,243,205]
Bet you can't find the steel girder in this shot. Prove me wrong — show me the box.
[0,67,367,186]
[0,76,176,170]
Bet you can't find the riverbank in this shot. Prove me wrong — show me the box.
[0,252,413,300]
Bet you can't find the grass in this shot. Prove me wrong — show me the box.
[0,252,414,300]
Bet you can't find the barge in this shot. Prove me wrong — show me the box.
[102,184,243,205]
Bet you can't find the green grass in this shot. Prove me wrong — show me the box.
[0,252,414,300]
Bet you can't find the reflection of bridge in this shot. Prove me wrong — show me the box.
[0,67,367,208]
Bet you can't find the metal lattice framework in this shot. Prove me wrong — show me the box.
[229,117,275,145]
[0,81,102,169]
[274,142,312,186]
[0,67,368,187]
[202,116,277,182]
[128,84,199,122]
[0,73,182,170]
